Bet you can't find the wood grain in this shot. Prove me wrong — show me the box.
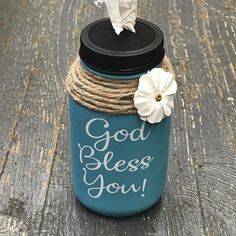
[0,0,235,235]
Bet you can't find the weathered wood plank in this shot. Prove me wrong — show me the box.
[0,0,70,234]
[0,0,106,235]
[0,0,40,175]
[163,0,236,235]
[189,1,236,234]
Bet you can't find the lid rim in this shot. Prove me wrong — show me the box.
[80,48,165,76]
[81,39,164,57]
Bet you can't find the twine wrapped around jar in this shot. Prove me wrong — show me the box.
[65,56,174,115]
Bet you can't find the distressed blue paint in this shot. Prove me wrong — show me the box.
[68,97,171,217]
[80,59,162,80]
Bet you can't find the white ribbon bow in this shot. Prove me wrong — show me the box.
[94,0,138,35]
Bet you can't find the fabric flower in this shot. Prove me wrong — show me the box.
[134,68,177,124]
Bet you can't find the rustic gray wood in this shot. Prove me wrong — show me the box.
[0,0,235,235]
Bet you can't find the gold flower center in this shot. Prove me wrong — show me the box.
[155,92,162,102]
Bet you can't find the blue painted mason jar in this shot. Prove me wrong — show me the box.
[68,18,171,217]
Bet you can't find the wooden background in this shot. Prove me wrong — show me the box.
[0,0,235,235]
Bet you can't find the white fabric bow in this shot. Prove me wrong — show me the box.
[94,0,138,35]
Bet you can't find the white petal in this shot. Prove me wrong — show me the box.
[150,68,161,90]
[150,68,176,95]
[137,74,155,96]
[161,96,174,116]
[140,116,147,121]
[147,103,165,123]
[163,74,177,96]
[158,73,170,92]
[134,93,156,116]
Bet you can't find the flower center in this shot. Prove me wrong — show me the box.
[155,92,162,102]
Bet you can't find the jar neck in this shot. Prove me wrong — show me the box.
[80,59,162,80]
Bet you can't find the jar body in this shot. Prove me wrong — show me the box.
[68,97,171,217]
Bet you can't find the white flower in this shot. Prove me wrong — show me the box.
[134,68,177,124]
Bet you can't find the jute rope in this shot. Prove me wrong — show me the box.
[65,56,174,114]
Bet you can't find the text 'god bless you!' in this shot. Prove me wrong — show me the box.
[77,118,155,198]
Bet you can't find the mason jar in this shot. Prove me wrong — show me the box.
[68,18,172,217]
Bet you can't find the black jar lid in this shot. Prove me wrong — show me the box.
[79,18,165,75]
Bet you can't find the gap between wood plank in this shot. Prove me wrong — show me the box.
[38,95,67,234]
[168,0,209,233]
[0,75,31,179]
[0,21,47,178]
[186,129,208,236]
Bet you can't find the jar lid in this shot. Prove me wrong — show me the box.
[79,18,165,75]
